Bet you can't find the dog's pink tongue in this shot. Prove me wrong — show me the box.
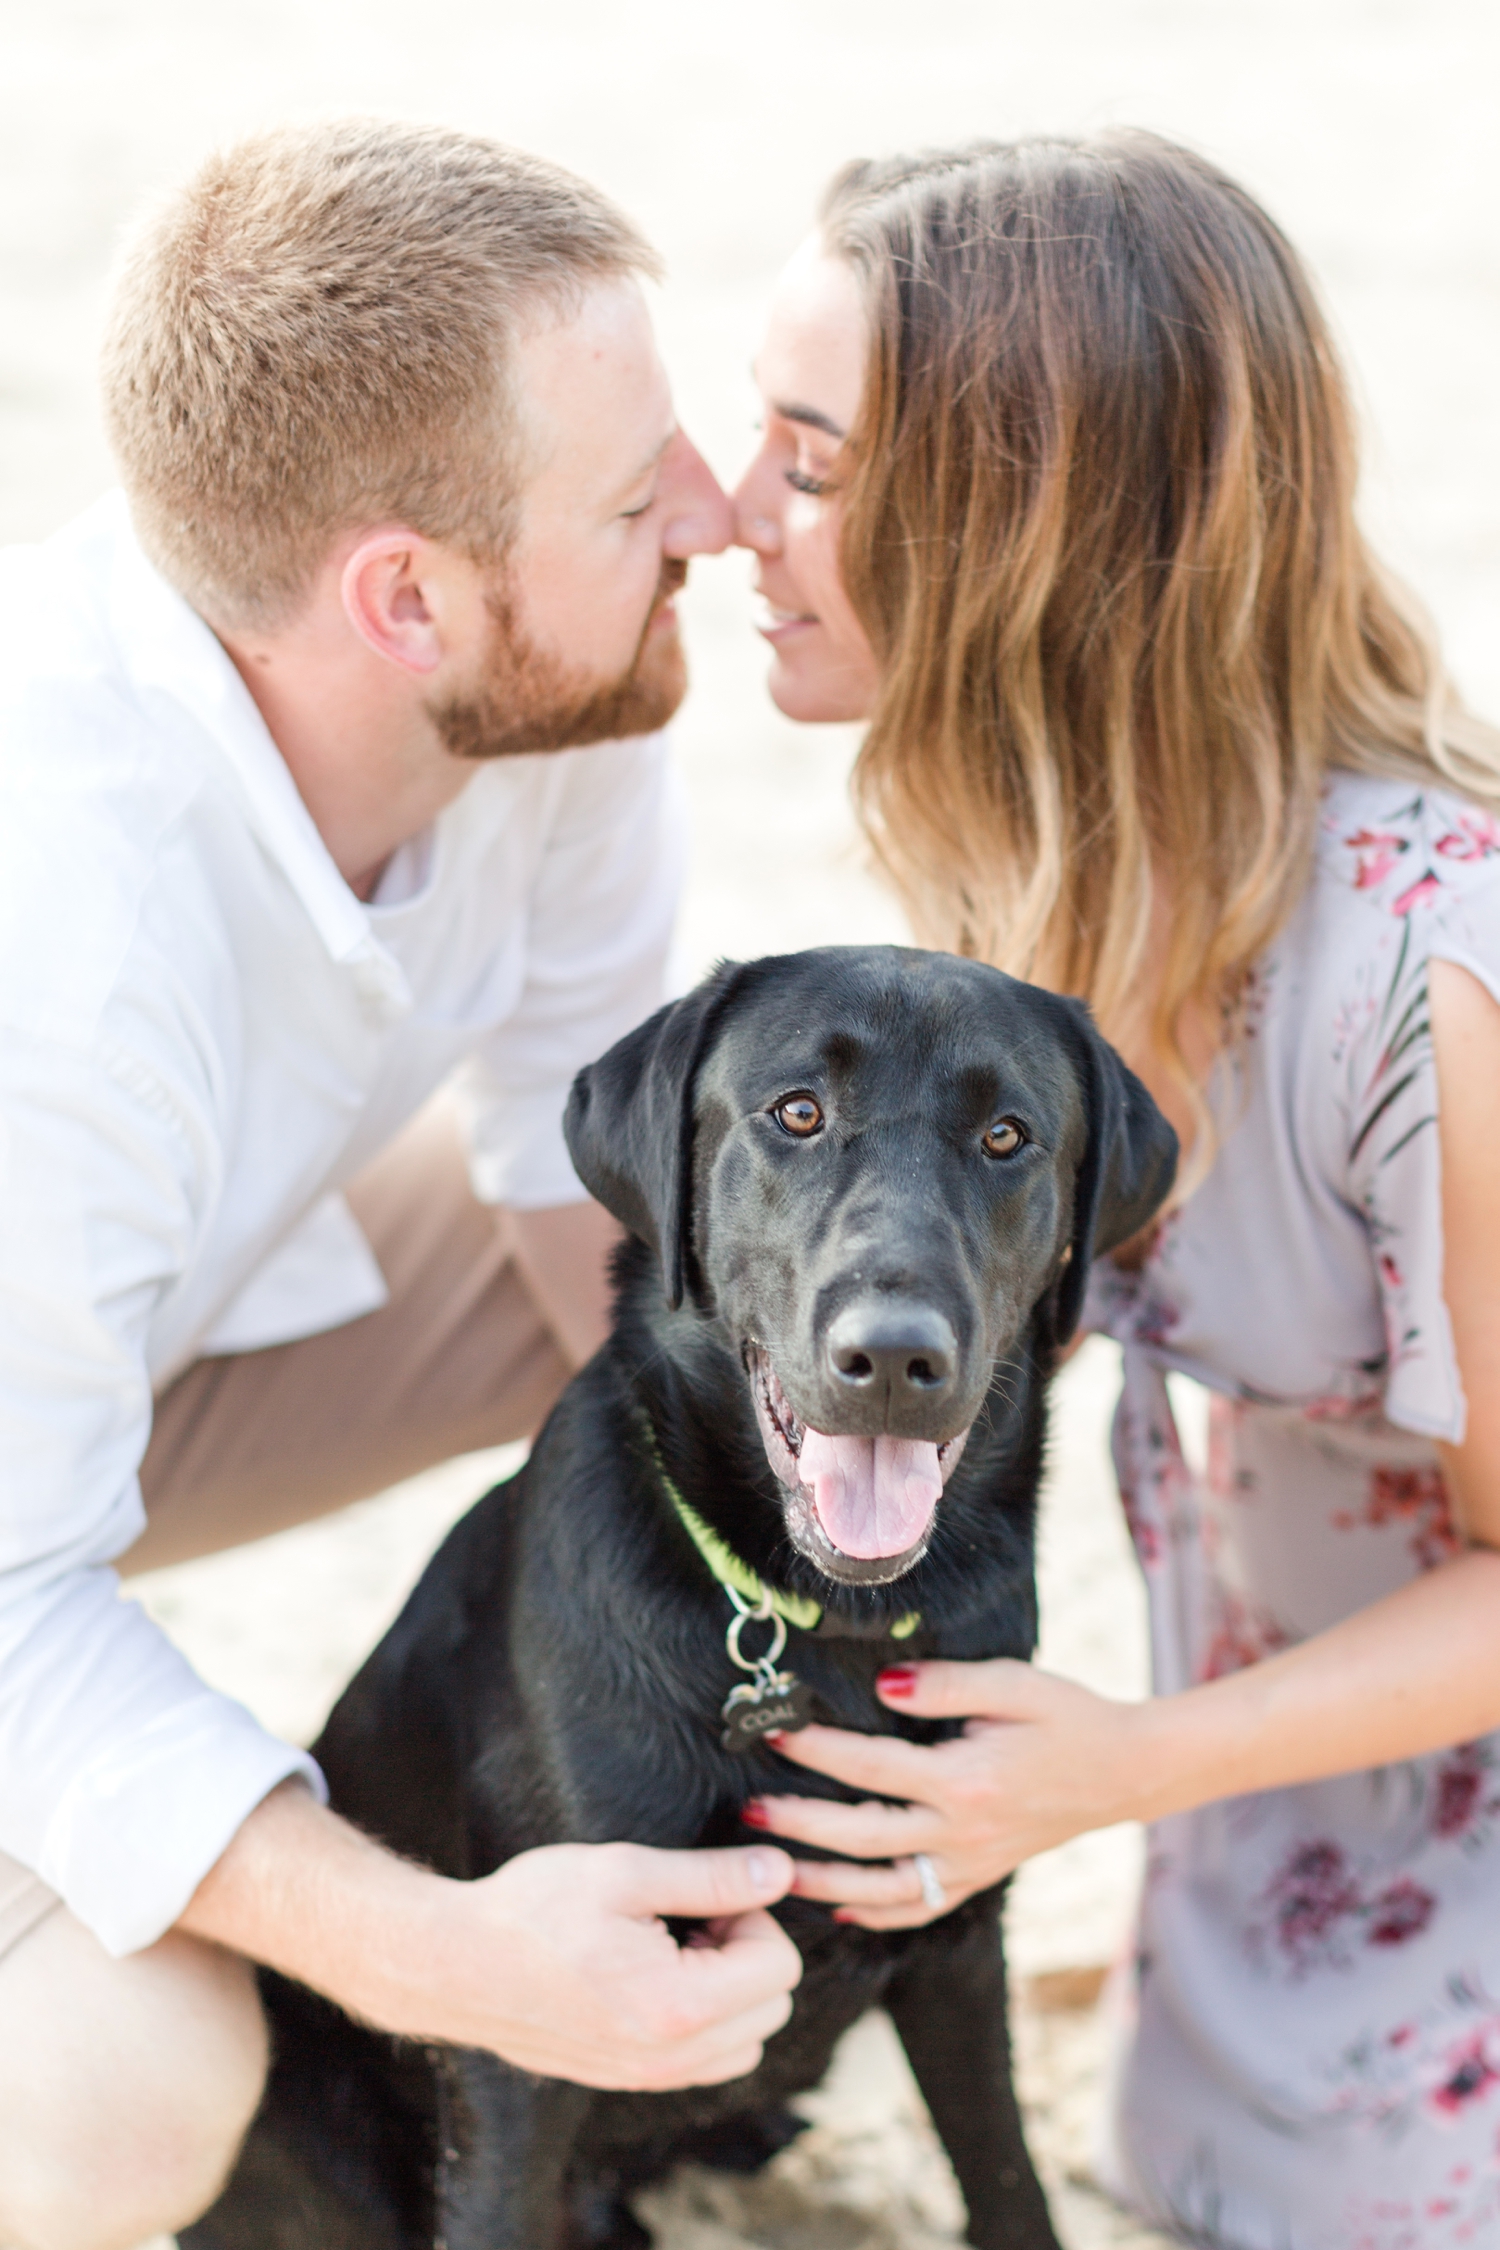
[797,1430,942,1560]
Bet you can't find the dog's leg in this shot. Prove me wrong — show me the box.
[433,2048,591,2250]
[884,1921,1060,2250]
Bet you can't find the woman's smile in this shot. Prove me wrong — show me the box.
[732,236,879,725]
[754,592,821,639]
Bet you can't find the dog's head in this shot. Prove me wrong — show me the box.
[566,946,1175,1588]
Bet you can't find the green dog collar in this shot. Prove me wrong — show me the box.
[647,1432,921,1642]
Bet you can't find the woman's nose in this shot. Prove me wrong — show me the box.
[731,460,783,555]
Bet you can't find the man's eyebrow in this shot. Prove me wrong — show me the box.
[770,398,848,442]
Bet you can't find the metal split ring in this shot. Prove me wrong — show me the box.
[725,1586,788,1676]
[912,1852,947,1912]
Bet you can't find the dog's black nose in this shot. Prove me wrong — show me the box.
[826,1302,957,1397]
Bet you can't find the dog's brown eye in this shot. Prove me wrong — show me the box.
[982,1118,1025,1159]
[774,1094,824,1138]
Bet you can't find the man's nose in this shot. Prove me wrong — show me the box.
[661,429,734,558]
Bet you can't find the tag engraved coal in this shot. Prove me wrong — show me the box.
[720,1672,815,1754]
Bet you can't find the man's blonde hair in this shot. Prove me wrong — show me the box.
[101,118,660,628]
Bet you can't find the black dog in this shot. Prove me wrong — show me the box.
[185,944,1175,2250]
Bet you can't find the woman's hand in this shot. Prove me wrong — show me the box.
[744,1659,1146,1930]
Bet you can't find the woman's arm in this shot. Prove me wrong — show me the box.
[748,958,1500,1927]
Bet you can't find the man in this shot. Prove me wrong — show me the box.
[0,119,798,2250]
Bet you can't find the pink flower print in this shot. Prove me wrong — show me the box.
[1260,1840,1363,1971]
[1134,1284,1181,1351]
[1378,1251,1405,1293]
[1205,1394,1258,1500]
[1230,960,1274,1040]
[1256,1840,1446,1975]
[1303,1387,1385,1424]
[1435,811,1500,863]
[1391,870,1443,916]
[1113,1453,1161,1568]
[1366,1877,1437,1947]
[1345,826,1410,888]
[1200,1588,1289,1682]
[1430,1743,1500,1847]
[1435,1753,1485,1839]
[1333,1464,1460,1572]
[1430,2022,1500,2119]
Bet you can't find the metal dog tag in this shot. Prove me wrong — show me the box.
[717,1582,815,1752]
[720,1670,815,1754]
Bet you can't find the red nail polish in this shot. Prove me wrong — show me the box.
[763,1731,786,1746]
[741,1802,770,1828]
[878,1665,918,1698]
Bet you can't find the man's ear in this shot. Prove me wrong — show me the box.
[564,962,745,1309]
[340,531,446,675]
[1048,1000,1179,1347]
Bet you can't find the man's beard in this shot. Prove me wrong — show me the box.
[430,559,689,761]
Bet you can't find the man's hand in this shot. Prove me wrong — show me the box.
[180,1781,800,2090]
[409,1841,802,2087]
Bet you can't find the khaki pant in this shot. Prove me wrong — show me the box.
[0,1105,572,2250]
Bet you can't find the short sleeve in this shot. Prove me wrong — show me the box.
[1342,795,1500,1445]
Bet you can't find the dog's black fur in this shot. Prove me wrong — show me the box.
[183,945,1175,2250]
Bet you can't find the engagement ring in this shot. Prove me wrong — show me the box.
[913,1852,947,1911]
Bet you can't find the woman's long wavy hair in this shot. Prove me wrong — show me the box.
[822,133,1500,1163]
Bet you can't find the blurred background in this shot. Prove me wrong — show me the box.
[5,0,1499,962]
[3,3,1496,2242]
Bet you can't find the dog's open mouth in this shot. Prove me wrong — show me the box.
[747,1346,970,1584]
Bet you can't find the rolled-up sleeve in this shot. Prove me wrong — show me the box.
[460,732,686,1209]
[0,1027,322,1956]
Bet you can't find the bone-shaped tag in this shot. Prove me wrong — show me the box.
[720,1672,815,1754]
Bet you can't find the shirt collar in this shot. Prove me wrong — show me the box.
[96,494,412,1018]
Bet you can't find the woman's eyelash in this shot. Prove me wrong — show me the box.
[785,467,830,497]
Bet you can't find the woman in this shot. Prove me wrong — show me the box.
[732,134,1500,2246]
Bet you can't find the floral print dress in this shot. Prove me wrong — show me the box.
[1089,774,1500,2250]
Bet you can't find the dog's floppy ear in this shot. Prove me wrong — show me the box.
[564,962,745,1308]
[1048,1001,1179,1347]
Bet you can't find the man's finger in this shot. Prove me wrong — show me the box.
[652,1903,802,2030]
[637,2016,785,2090]
[603,1842,795,1921]
[630,1968,797,2081]
[875,1656,1043,1721]
[677,1904,802,1987]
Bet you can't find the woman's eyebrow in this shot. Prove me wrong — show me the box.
[771,399,847,442]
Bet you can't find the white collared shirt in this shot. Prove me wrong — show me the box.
[0,496,683,1953]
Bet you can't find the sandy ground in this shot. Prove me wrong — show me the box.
[2,0,1498,2242]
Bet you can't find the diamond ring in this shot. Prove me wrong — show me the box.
[912,1852,947,1911]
